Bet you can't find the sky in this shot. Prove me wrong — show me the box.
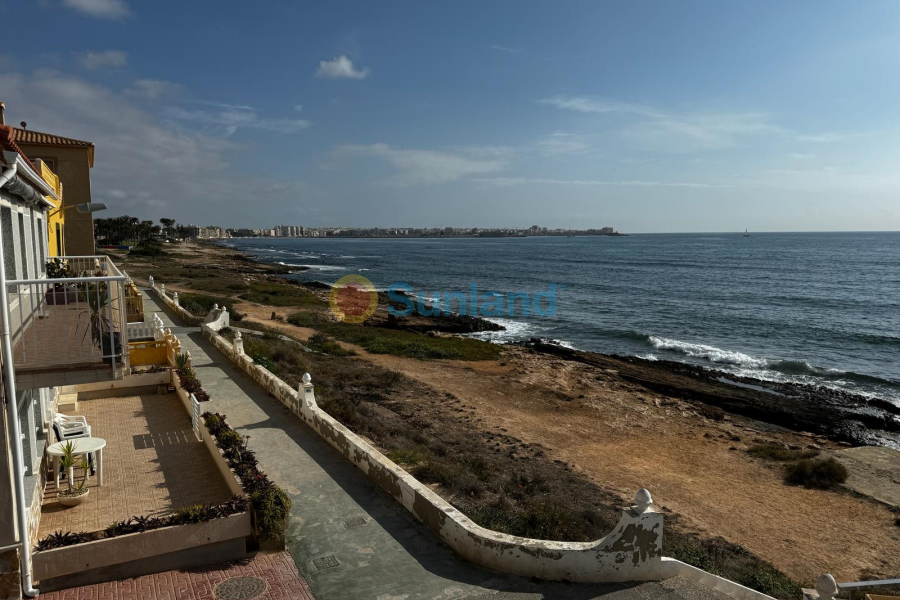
[1,0,899,232]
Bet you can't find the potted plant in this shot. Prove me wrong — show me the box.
[57,441,90,507]
[44,259,78,305]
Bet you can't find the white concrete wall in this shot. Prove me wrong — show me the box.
[201,316,671,583]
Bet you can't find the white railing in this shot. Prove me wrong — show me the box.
[9,256,129,377]
[126,314,163,340]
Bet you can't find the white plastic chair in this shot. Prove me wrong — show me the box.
[51,414,94,480]
[52,414,91,441]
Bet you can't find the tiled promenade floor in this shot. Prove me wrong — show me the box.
[140,290,732,600]
[39,393,232,537]
[39,552,315,600]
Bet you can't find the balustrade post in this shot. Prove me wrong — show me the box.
[300,373,317,410]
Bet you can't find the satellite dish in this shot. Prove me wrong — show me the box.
[19,121,26,129]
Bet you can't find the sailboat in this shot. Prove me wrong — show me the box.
[743,229,749,237]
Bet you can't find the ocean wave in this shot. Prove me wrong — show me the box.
[278,262,346,271]
[648,336,768,368]
[468,318,544,343]
[647,335,900,394]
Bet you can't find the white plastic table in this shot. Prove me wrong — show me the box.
[47,437,107,489]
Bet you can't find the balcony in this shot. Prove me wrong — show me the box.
[9,256,130,388]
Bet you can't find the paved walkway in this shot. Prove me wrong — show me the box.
[143,291,731,600]
[40,552,315,600]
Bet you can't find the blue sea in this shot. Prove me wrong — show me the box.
[223,232,900,406]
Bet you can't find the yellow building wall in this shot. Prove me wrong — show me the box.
[37,160,66,257]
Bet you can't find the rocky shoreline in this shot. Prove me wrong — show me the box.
[517,338,900,448]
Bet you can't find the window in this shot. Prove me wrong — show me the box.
[37,218,46,274]
[56,223,62,257]
[30,208,40,278]
[18,213,27,279]
[2,206,15,292]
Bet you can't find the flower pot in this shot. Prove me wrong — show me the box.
[57,489,89,507]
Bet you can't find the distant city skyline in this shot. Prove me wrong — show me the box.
[2,1,900,232]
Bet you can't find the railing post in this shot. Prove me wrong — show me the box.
[299,373,317,410]
[148,275,154,288]
[232,331,244,356]
[172,292,179,307]
[804,574,838,600]
[160,284,165,296]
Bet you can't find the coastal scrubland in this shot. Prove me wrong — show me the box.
[112,241,900,596]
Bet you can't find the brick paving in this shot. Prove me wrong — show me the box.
[39,393,232,537]
[38,552,316,600]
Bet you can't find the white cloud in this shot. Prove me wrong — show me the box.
[795,133,845,143]
[0,70,318,224]
[539,95,782,151]
[315,55,370,80]
[489,45,522,54]
[125,79,183,99]
[472,177,728,188]
[294,104,303,113]
[536,133,590,156]
[62,0,130,19]
[332,143,507,186]
[164,103,311,136]
[79,50,128,70]
[789,153,816,160]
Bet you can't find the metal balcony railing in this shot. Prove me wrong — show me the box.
[8,256,129,378]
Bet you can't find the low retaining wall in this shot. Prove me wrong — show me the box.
[148,281,204,326]
[33,513,251,587]
[148,280,230,329]
[201,319,667,583]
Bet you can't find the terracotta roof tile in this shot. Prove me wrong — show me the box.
[0,125,38,172]
[13,127,95,167]
[12,128,93,148]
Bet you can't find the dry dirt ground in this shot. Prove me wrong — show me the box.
[228,302,900,583]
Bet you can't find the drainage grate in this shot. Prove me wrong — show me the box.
[343,516,368,530]
[214,576,267,600]
[313,555,341,570]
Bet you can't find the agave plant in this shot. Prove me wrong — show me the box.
[78,281,113,347]
[58,441,90,495]
[175,352,191,370]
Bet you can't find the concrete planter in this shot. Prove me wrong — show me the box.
[56,488,89,507]
[33,512,251,583]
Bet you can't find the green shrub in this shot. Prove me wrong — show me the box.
[416,459,464,488]
[177,293,244,322]
[308,333,355,356]
[240,282,322,307]
[748,444,819,462]
[251,486,292,541]
[387,447,429,465]
[129,241,166,257]
[737,564,802,599]
[284,312,501,361]
[170,504,206,525]
[784,458,848,489]
[286,311,319,327]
